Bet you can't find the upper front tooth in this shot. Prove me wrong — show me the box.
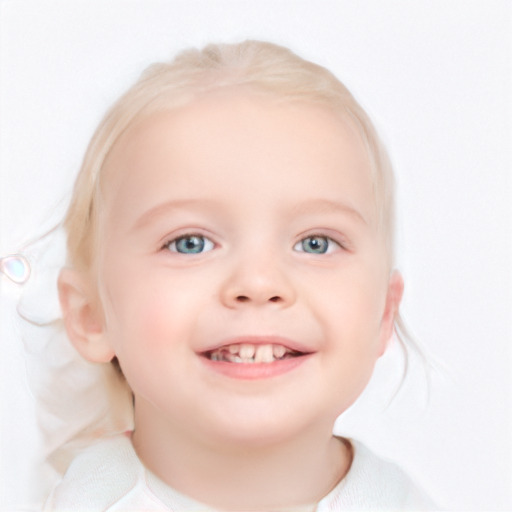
[228,344,240,354]
[272,345,286,358]
[255,344,274,363]
[239,344,255,359]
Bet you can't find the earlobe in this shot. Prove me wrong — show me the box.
[58,268,115,363]
[378,270,404,356]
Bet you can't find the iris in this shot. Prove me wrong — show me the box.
[300,236,330,254]
[174,235,206,254]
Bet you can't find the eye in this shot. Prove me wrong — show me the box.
[165,234,215,254]
[293,235,340,254]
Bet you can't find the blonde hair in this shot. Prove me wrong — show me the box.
[64,40,395,272]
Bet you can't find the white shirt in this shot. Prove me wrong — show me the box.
[44,434,436,511]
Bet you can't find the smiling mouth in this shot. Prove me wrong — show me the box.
[203,343,305,364]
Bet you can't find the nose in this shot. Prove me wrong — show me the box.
[219,251,297,309]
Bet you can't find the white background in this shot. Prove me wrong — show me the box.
[1,1,511,510]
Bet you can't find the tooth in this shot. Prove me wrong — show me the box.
[228,344,240,354]
[255,344,274,363]
[239,344,255,360]
[272,345,286,358]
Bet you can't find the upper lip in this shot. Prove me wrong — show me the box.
[198,335,314,355]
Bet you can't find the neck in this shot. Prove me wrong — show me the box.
[131,397,352,511]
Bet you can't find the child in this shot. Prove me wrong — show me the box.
[46,40,436,511]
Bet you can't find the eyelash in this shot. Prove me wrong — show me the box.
[162,233,345,256]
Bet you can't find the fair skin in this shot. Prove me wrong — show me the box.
[59,90,403,511]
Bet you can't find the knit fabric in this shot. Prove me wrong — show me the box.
[44,434,436,511]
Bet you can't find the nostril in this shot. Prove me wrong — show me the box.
[235,295,282,303]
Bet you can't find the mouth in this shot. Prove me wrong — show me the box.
[198,338,313,379]
[202,343,305,364]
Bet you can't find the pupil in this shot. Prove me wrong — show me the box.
[305,237,327,253]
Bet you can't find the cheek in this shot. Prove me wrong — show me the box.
[108,288,174,343]
[101,268,207,351]
[135,296,176,344]
[318,266,385,330]
[100,281,187,388]
[312,263,388,394]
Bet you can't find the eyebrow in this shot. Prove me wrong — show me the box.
[131,197,368,233]
[130,199,218,232]
[290,199,369,225]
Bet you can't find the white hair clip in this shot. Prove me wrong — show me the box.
[0,254,31,284]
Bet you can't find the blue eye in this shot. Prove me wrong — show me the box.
[294,236,338,254]
[166,235,214,254]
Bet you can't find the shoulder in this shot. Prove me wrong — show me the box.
[44,434,165,511]
[319,439,438,511]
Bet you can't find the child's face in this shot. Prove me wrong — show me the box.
[91,91,402,445]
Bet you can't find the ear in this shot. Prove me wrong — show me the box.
[377,270,404,356]
[58,267,115,363]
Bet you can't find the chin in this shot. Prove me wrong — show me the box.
[202,403,331,449]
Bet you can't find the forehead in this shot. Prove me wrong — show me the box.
[101,91,375,227]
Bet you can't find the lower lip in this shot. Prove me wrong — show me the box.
[199,354,312,380]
